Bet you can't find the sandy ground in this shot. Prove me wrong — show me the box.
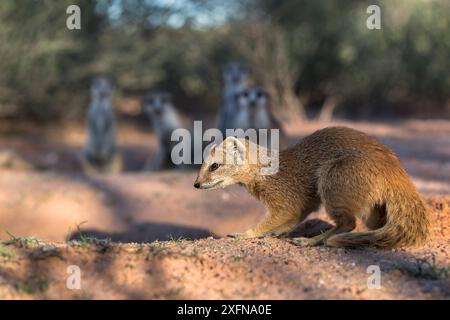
[0,119,449,299]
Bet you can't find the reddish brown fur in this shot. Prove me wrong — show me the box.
[195,127,430,249]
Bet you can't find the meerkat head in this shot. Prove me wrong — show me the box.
[91,77,114,100]
[236,85,269,112]
[222,62,249,86]
[142,91,173,118]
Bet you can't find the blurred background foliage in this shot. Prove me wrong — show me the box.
[0,0,449,121]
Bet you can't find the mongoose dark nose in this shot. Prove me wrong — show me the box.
[194,182,200,189]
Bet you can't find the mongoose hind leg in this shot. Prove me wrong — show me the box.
[364,203,387,230]
[228,210,300,239]
[291,156,363,246]
[291,204,357,247]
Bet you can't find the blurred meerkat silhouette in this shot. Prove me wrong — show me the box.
[234,85,288,150]
[81,77,122,174]
[217,62,250,136]
[142,91,187,170]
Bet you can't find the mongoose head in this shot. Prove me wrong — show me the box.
[222,62,249,86]
[194,137,250,190]
[142,91,173,118]
[193,136,279,190]
[91,77,114,101]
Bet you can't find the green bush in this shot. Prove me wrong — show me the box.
[0,0,448,121]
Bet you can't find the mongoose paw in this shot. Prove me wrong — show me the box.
[226,230,262,239]
[265,231,285,238]
[288,237,320,247]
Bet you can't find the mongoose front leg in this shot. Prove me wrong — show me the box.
[228,209,299,239]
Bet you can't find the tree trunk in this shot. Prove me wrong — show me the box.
[318,96,341,122]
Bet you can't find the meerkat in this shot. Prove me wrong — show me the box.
[217,62,250,136]
[142,91,185,170]
[194,127,430,249]
[234,85,288,150]
[81,77,122,174]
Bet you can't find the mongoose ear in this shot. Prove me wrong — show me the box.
[208,143,217,156]
[224,136,246,161]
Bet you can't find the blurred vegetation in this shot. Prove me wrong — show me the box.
[0,0,449,121]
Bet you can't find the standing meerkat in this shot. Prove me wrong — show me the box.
[217,62,250,136]
[81,77,122,174]
[142,91,184,170]
[194,127,430,249]
[234,85,288,150]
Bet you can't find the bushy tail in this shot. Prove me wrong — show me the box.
[327,192,430,249]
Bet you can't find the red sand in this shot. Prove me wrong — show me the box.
[0,119,449,299]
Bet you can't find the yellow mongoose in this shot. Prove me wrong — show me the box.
[194,127,430,249]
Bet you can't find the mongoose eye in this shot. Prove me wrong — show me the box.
[256,91,263,98]
[243,91,249,98]
[209,163,221,172]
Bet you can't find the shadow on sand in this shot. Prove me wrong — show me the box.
[68,221,214,243]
